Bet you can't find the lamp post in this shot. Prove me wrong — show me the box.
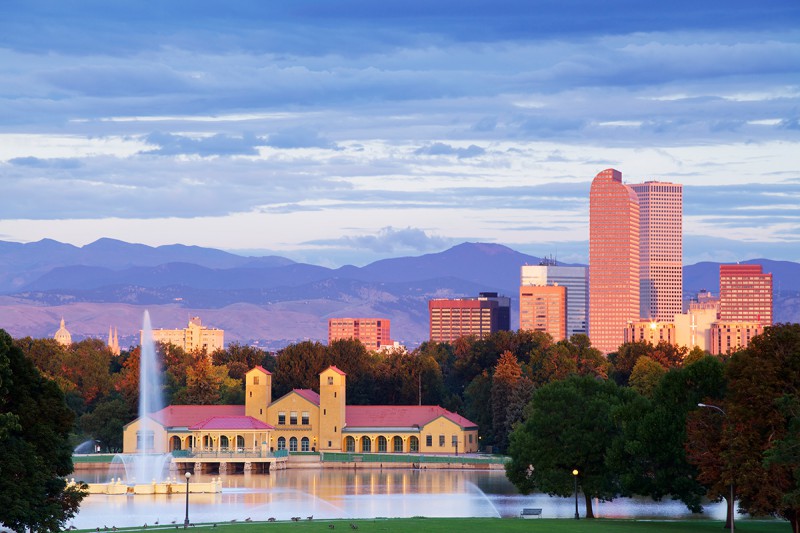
[572,469,579,519]
[183,471,192,529]
[698,403,734,533]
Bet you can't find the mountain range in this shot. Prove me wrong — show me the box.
[1,239,798,348]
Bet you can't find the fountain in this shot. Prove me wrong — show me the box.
[79,311,221,495]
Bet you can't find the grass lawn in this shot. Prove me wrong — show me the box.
[80,518,789,533]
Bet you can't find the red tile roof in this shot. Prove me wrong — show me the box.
[325,365,347,376]
[345,405,477,430]
[190,416,273,431]
[150,405,244,428]
[293,389,321,405]
[251,365,272,375]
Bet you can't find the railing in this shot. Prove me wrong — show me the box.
[171,448,289,459]
[321,452,508,465]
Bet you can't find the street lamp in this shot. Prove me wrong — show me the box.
[698,403,734,533]
[572,469,579,519]
[183,471,192,529]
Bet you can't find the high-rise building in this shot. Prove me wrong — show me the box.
[428,293,511,343]
[327,318,392,352]
[519,284,567,341]
[589,168,640,354]
[630,181,683,322]
[148,316,224,354]
[719,264,773,325]
[521,264,588,337]
[674,292,720,352]
[623,320,676,346]
[710,322,764,355]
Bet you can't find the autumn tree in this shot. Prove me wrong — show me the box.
[694,324,800,532]
[491,351,533,452]
[628,356,666,397]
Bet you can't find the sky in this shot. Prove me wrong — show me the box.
[0,1,799,267]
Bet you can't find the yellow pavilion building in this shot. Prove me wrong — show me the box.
[123,365,479,456]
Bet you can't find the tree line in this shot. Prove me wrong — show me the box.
[6,325,800,530]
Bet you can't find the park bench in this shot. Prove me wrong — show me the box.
[520,508,542,518]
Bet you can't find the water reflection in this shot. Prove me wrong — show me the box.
[71,469,727,528]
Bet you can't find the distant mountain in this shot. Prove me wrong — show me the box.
[0,238,798,346]
[0,238,294,292]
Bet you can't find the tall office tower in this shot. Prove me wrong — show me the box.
[719,264,773,325]
[630,181,683,321]
[519,284,567,341]
[428,293,511,343]
[521,263,588,337]
[328,318,392,351]
[589,168,640,354]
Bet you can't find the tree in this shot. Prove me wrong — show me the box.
[178,358,242,405]
[79,396,132,452]
[699,324,800,532]
[273,341,326,397]
[491,351,528,452]
[529,334,608,386]
[0,330,86,531]
[506,375,633,517]
[628,356,666,397]
[612,356,726,516]
[212,343,268,380]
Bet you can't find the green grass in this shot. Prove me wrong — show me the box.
[76,518,789,533]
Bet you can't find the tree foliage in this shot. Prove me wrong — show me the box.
[0,330,86,531]
[506,375,634,518]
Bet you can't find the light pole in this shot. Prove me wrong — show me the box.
[572,469,579,519]
[698,403,734,533]
[183,471,192,529]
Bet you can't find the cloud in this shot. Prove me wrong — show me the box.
[414,142,486,158]
[143,132,264,156]
[266,128,339,150]
[8,157,81,169]
[305,226,457,253]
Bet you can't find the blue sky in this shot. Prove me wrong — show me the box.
[0,1,798,266]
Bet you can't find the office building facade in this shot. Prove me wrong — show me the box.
[328,318,392,352]
[519,284,567,341]
[589,168,641,353]
[428,293,510,343]
[630,181,683,322]
[719,264,773,325]
[521,264,588,338]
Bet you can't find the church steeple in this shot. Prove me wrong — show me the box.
[108,326,120,356]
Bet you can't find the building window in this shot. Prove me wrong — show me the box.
[452,435,458,447]
[393,436,403,452]
[301,437,310,451]
[328,377,334,385]
[290,411,298,425]
[426,435,432,447]
[253,376,259,385]
[289,437,298,452]
[136,431,155,451]
[346,436,356,452]
[220,436,229,450]
[469,434,473,443]
[361,436,372,452]
[277,437,286,450]
[302,411,310,425]
[410,436,419,452]
[323,409,327,416]
[278,412,286,425]
[439,435,445,447]
[237,435,245,450]
[377,436,387,452]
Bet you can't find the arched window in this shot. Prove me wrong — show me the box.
[170,436,181,451]
[277,437,286,450]
[393,436,403,452]
[220,436,230,450]
[187,436,194,450]
[203,435,213,449]
[236,435,245,450]
[345,436,356,452]
[377,436,387,452]
[361,436,371,452]
[409,436,419,452]
[289,437,298,452]
[301,437,310,452]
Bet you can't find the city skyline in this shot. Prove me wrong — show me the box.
[0,2,798,267]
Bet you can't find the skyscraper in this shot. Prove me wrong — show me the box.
[630,181,683,322]
[519,284,567,340]
[589,168,640,354]
[520,264,587,338]
[719,264,773,325]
